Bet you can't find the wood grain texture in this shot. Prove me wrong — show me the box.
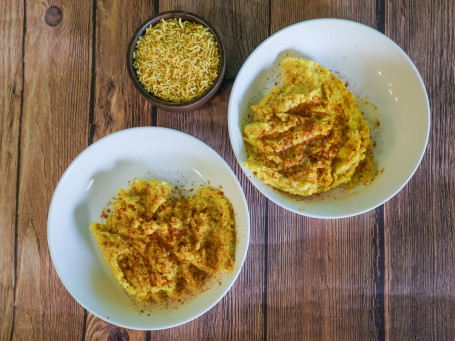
[384,0,455,339]
[270,0,377,34]
[84,318,146,341]
[0,0,23,340]
[266,1,384,340]
[266,208,383,340]
[11,0,93,339]
[90,0,155,143]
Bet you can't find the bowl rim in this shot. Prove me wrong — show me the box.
[47,126,250,330]
[228,18,431,218]
[126,10,226,112]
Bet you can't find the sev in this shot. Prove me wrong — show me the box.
[133,18,220,103]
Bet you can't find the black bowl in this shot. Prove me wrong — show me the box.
[127,10,226,112]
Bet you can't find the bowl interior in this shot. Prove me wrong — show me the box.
[127,11,226,112]
[48,127,249,330]
[228,19,430,218]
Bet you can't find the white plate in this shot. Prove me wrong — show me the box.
[48,127,250,330]
[228,18,430,218]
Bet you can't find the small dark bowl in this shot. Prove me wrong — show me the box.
[127,11,226,112]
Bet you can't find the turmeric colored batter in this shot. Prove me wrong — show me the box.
[243,57,374,196]
[90,179,236,303]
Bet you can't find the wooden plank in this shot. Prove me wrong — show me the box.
[270,0,379,34]
[85,319,144,341]
[84,0,156,339]
[267,1,383,339]
[11,1,93,339]
[90,0,155,143]
[152,1,270,339]
[0,0,23,339]
[267,208,382,339]
[384,0,455,339]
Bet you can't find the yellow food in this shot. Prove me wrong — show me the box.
[90,179,235,303]
[243,57,373,196]
[133,18,220,102]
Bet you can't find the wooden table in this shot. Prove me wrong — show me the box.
[1,0,454,340]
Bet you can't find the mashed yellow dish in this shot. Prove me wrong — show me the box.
[90,179,235,303]
[243,57,373,196]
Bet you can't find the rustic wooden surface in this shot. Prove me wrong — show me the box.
[1,0,454,340]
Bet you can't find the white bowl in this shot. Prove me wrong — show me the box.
[228,18,430,218]
[47,127,250,330]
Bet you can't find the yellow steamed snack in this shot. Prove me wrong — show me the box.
[243,57,374,196]
[90,179,236,303]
